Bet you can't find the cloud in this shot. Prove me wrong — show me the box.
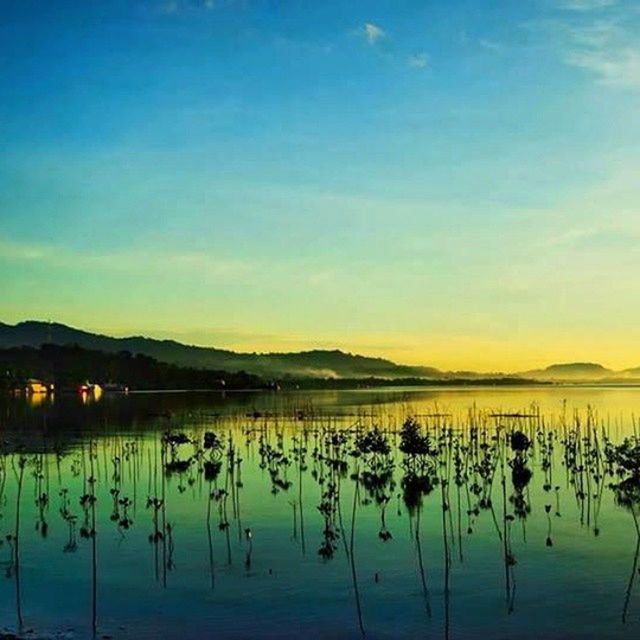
[0,238,253,280]
[558,0,618,10]
[459,31,504,54]
[156,0,244,15]
[362,22,386,45]
[159,0,179,14]
[532,5,640,88]
[561,18,640,87]
[566,47,640,86]
[0,239,49,261]
[408,52,429,68]
[478,38,504,53]
[543,224,640,249]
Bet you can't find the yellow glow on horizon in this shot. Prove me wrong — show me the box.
[5,312,640,374]
[107,325,640,373]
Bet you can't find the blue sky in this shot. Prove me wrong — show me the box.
[1,0,639,370]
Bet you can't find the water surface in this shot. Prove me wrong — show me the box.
[1,386,639,639]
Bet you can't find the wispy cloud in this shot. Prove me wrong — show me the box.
[0,238,253,280]
[0,239,50,261]
[531,4,640,88]
[156,0,244,15]
[361,22,386,45]
[522,161,640,258]
[567,47,640,86]
[356,22,432,71]
[478,38,504,53]
[407,52,429,69]
[459,31,505,54]
[158,0,179,14]
[558,0,618,11]
[561,16,640,87]
[307,268,339,286]
[544,224,640,249]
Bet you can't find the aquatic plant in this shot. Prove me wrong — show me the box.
[2,402,640,635]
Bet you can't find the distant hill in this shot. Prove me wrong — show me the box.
[518,361,640,383]
[0,344,264,391]
[522,362,613,381]
[0,321,443,380]
[3,321,637,383]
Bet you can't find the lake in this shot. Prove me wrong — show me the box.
[1,386,640,639]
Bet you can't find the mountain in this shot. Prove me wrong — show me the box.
[0,344,264,391]
[522,362,613,381]
[4,321,637,383]
[0,321,443,380]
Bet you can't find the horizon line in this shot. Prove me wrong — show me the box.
[2,318,638,376]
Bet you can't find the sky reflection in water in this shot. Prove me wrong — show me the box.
[1,387,640,639]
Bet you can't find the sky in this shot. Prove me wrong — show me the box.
[1,0,639,372]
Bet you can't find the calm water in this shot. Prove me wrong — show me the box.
[1,386,640,639]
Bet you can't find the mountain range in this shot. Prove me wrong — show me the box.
[0,321,442,379]
[1,321,638,382]
[520,362,640,381]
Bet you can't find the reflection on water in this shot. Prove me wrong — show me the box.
[79,386,102,405]
[0,387,640,639]
[25,392,51,409]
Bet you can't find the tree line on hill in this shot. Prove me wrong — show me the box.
[0,320,442,379]
[0,344,542,394]
[0,344,265,392]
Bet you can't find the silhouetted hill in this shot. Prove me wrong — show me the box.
[5,321,637,384]
[0,321,442,379]
[520,362,620,382]
[0,344,264,391]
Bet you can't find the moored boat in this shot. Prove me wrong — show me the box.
[26,378,54,394]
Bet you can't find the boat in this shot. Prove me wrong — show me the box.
[78,382,102,394]
[26,379,54,394]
